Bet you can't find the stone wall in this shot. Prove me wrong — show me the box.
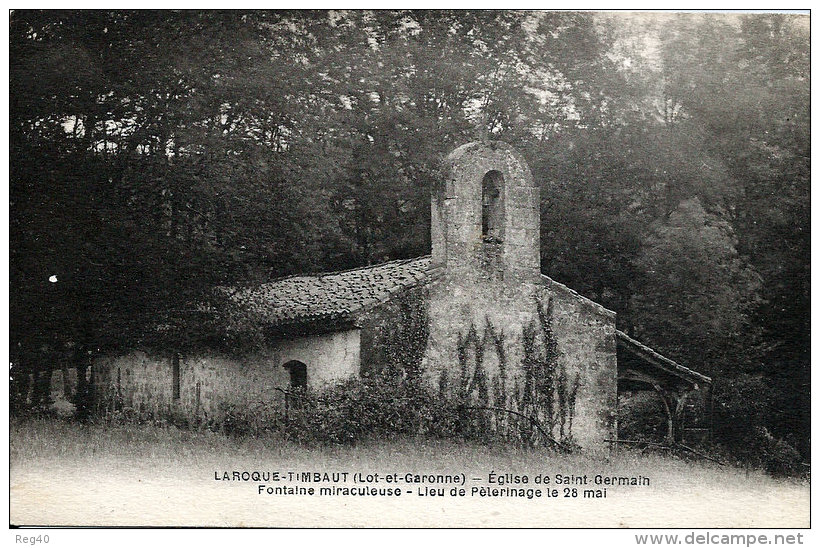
[427,141,542,391]
[426,141,617,450]
[539,277,618,451]
[422,275,617,451]
[93,329,360,420]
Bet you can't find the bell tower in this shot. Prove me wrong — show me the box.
[427,141,541,389]
[430,141,540,290]
[425,141,618,451]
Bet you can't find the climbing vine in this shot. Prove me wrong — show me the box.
[522,296,582,445]
[452,296,583,446]
[362,287,430,382]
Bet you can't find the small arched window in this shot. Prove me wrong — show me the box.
[282,360,307,391]
[482,170,504,243]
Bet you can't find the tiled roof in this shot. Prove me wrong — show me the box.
[222,256,431,330]
[217,255,710,389]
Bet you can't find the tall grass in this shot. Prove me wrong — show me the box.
[10,417,805,491]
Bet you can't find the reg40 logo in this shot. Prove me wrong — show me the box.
[15,535,50,545]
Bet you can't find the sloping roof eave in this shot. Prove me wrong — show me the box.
[616,329,712,387]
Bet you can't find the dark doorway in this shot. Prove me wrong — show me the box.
[282,360,308,411]
[282,360,307,391]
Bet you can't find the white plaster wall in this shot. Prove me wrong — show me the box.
[272,329,361,388]
[93,329,361,420]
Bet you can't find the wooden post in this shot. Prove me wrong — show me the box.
[651,383,675,444]
[673,390,691,445]
[116,367,122,410]
[61,363,72,399]
[708,383,715,445]
[172,353,181,401]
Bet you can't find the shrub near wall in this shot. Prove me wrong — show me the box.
[214,295,585,447]
[274,375,431,444]
[275,373,532,446]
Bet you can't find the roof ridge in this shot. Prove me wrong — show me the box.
[257,255,432,287]
[541,273,616,317]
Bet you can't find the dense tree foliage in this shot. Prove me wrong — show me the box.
[9,11,809,457]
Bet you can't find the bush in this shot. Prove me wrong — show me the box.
[280,375,556,446]
[278,375,440,444]
[617,391,669,442]
[211,401,280,438]
[712,376,805,477]
[757,427,803,478]
[81,369,572,450]
[194,373,518,446]
[713,375,773,450]
[84,373,475,445]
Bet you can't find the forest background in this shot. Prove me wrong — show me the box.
[8,11,810,460]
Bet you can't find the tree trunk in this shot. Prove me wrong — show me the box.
[61,363,72,399]
[74,345,91,422]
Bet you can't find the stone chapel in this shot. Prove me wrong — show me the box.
[91,141,711,450]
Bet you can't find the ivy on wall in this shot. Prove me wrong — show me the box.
[364,287,430,382]
[522,297,582,444]
[450,296,582,445]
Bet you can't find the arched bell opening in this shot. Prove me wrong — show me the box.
[481,170,505,244]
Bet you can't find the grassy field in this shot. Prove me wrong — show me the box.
[10,418,809,528]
